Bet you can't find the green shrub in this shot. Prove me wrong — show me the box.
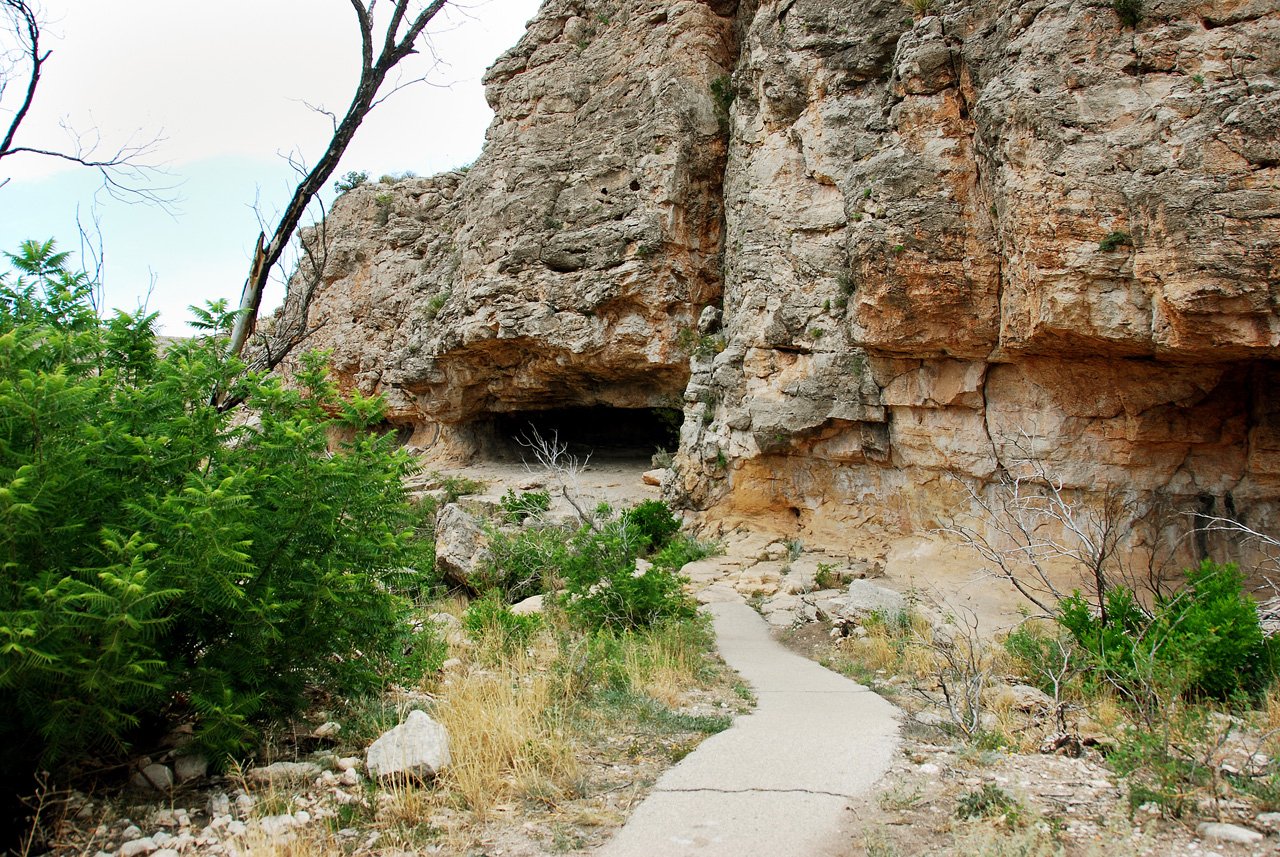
[334,170,369,193]
[1112,0,1141,27]
[622,499,681,552]
[1098,230,1134,251]
[0,240,432,774]
[476,524,568,600]
[559,518,697,630]
[1058,561,1278,703]
[955,784,1022,822]
[651,534,716,572]
[500,487,551,523]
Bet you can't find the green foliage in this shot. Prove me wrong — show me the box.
[710,75,735,114]
[373,193,394,226]
[476,524,566,600]
[621,499,681,553]
[463,593,541,658]
[334,170,369,193]
[1002,624,1078,697]
[0,241,433,775]
[955,784,1022,822]
[1098,230,1134,251]
[499,488,551,524]
[558,514,698,631]
[422,289,451,322]
[814,562,846,591]
[1112,0,1141,27]
[651,534,716,573]
[379,171,418,184]
[1107,707,1219,816]
[434,471,484,505]
[1058,561,1278,704]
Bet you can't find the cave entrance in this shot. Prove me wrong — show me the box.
[485,406,682,463]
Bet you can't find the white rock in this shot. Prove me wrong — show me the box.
[225,821,247,837]
[366,709,451,779]
[151,832,172,847]
[509,594,544,615]
[245,761,322,786]
[293,810,312,826]
[313,721,342,739]
[1255,811,1280,829]
[234,793,255,814]
[336,756,362,771]
[207,793,230,817]
[1197,822,1263,844]
[151,850,178,857]
[340,767,361,787]
[839,581,906,620]
[119,837,157,857]
[1006,684,1054,711]
[641,469,665,486]
[121,825,142,841]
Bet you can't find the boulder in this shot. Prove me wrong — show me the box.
[129,763,174,791]
[1006,684,1055,712]
[434,503,487,589]
[510,594,545,615]
[1197,822,1263,844]
[173,754,208,783]
[837,581,906,621]
[641,469,665,486]
[366,709,451,780]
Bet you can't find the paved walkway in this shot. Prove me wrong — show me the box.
[597,601,900,857]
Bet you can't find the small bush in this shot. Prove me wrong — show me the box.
[622,499,681,552]
[1112,0,1141,27]
[434,471,484,504]
[1098,230,1134,251]
[334,170,368,193]
[499,488,551,523]
[955,784,1021,822]
[815,561,846,590]
[559,519,697,630]
[463,593,542,657]
[477,524,567,600]
[1058,560,1278,703]
[652,534,716,572]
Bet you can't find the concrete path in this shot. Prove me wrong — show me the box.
[597,601,900,857]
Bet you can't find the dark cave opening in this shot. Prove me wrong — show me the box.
[481,406,682,462]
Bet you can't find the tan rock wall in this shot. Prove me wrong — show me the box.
[287,0,1280,553]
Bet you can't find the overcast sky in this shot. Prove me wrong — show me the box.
[0,0,541,332]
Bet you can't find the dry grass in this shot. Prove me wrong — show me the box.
[437,639,580,818]
[617,624,709,707]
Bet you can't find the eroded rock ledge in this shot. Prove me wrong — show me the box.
[283,0,1280,555]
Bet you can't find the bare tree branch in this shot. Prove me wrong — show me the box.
[0,1,177,208]
[226,0,449,364]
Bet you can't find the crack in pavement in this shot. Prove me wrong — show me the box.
[656,786,857,799]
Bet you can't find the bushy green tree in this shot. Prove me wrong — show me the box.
[0,240,434,778]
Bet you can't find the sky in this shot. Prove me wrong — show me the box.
[0,0,542,332]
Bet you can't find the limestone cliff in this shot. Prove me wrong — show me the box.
[284,0,1280,551]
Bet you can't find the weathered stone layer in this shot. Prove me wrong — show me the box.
[285,0,1280,550]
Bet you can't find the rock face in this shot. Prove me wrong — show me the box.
[285,0,1280,554]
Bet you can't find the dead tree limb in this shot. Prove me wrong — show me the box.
[225,0,449,362]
